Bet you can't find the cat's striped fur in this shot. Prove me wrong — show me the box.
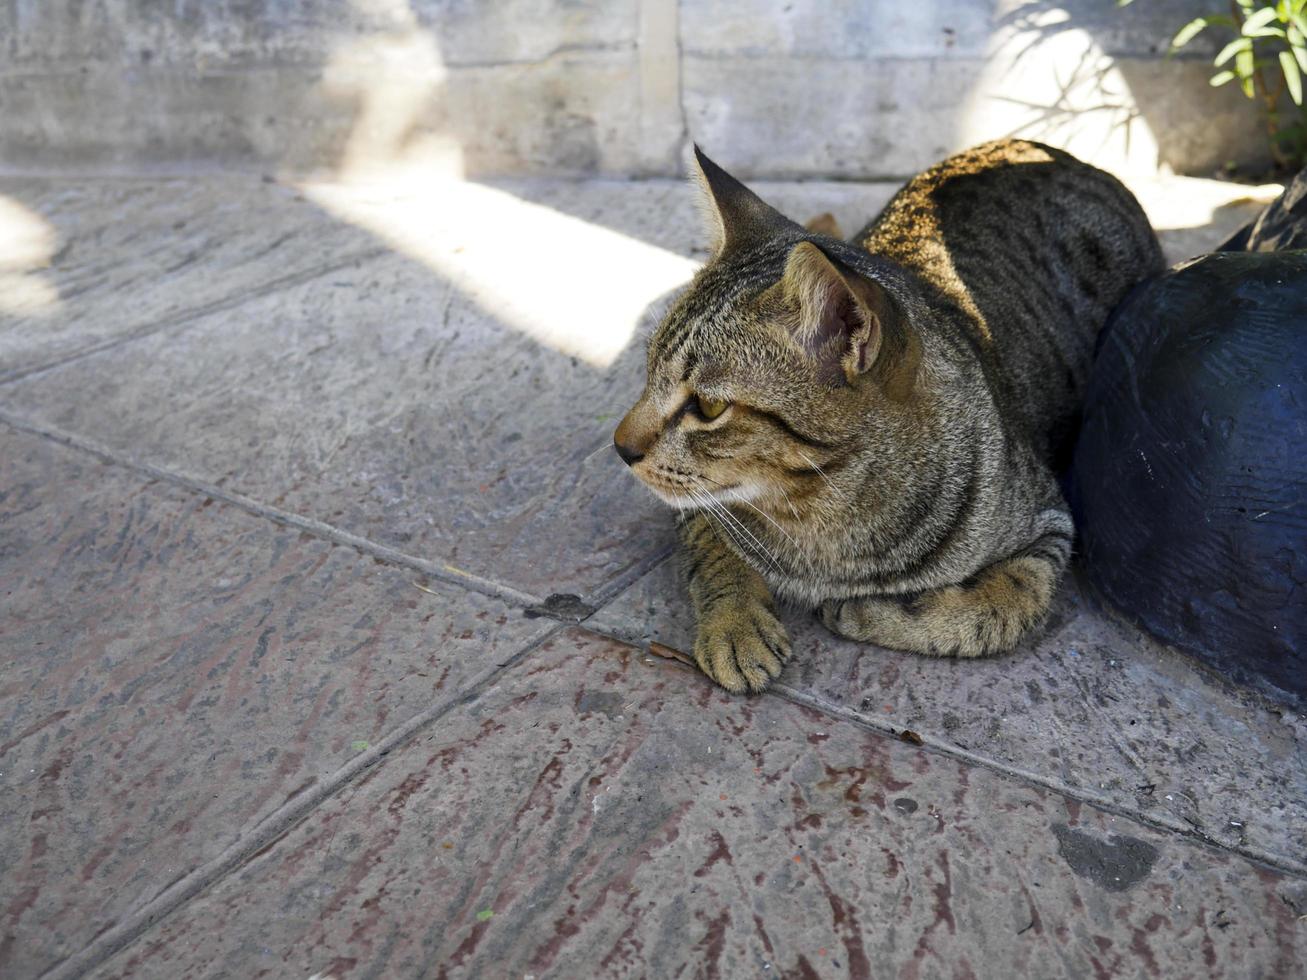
[615,139,1163,693]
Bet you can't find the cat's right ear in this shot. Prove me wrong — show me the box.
[691,145,797,256]
[780,242,894,385]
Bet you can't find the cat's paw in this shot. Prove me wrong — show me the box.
[694,603,791,694]
[819,595,907,646]
[820,596,860,637]
[819,581,1038,658]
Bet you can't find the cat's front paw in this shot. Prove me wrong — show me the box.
[694,603,791,694]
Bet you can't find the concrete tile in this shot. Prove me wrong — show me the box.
[89,629,1306,980]
[680,0,1211,61]
[0,52,651,180]
[0,237,677,603]
[682,0,995,60]
[0,177,381,379]
[684,51,1271,180]
[684,56,985,180]
[0,428,552,978]
[1128,176,1281,265]
[589,561,1307,876]
[0,2,1276,180]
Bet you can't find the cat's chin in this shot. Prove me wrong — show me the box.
[645,481,763,511]
[641,484,699,510]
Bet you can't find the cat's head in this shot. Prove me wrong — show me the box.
[614,147,919,514]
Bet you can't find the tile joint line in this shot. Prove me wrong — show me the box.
[0,409,542,609]
[0,246,389,387]
[578,619,1307,883]
[36,622,569,980]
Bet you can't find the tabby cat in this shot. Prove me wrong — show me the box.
[614,139,1163,693]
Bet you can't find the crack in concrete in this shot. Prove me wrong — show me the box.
[445,40,637,70]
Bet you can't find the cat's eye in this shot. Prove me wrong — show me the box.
[696,395,729,420]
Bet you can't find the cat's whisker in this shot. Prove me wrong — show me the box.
[688,487,752,561]
[795,450,835,493]
[705,471,801,523]
[582,440,615,464]
[775,485,802,521]
[692,479,783,575]
[732,492,801,551]
[689,488,761,569]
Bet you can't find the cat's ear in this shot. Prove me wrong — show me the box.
[692,145,797,255]
[780,242,890,384]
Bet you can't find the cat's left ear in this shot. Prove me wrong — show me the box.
[780,242,894,385]
[691,145,798,255]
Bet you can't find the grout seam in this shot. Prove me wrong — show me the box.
[584,546,675,611]
[0,247,388,386]
[0,410,544,609]
[578,619,1307,882]
[771,683,1307,880]
[12,403,1296,878]
[38,623,567,980]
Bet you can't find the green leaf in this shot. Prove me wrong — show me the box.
[1215,36,1254,66]
[1211,69,1238,85]
[1237,47,1257,95]
[1243,6,1280,32]
[1283,49,1304,102]
[1244,25,1287,37]
[350,740,370,752]
[1172,16,1210,48]
[476,909,494,922]
[1293,39,1307,72]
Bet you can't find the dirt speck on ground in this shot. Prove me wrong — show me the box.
[1052,823,1160,892]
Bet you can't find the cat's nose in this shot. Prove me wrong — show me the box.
[613,406,652,466]
[613,439,645,466]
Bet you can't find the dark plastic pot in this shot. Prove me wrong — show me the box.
[1071,251,1307,707]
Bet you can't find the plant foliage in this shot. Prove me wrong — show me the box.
[1121,0,1307,169]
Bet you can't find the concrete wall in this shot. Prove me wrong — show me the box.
[0,0,1270,179]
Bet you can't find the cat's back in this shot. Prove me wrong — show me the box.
[859,139,1163,459]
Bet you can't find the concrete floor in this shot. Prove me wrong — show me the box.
[1,171,1304,979]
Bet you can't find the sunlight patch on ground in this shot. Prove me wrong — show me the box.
[1125,176,1282,232]
[1126,175,1281,263]
[301,171,698,368]
[0,195,61,317]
